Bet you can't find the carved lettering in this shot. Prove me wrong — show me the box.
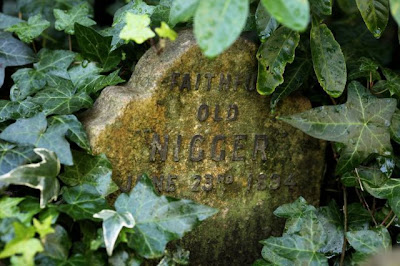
[232,135,247,161]
[205,73,215,90]
[252,135,268,161]
[197,104,209,122]
[180,73,191,91]
[150,133,168,162]
[173,134,182,162]
[211,135,226,161]
[190,135,204,162]
[213,104,223,121]
[195,73,201,90]
[170,72,180,90]
[166,175,177,192]
[227,104,239,121]
[219,73,232,90]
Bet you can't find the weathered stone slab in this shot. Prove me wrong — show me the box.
[82,30,326,265]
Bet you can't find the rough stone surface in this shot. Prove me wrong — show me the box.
[82,30,326,265]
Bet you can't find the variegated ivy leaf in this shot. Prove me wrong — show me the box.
[255,1,279,42]
[256,27,300,95]
[0,141,38,175]
[0,148,60,208]
[5,14,50,43]
[280,81,397,174]
[31,78,93,116]
[0,13,23,29]
[0,113,73,165]
[391,0,400,26]
[169,0,199,26]
[115,174,218,259]
[54,3,96,35]
[10,49,75,101]
[93,210,135,256]
[356,0,390,38]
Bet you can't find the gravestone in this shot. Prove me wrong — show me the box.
[82,30,326,265]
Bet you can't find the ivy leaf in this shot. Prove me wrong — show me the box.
[270,57,312,110]
[68,62,124,95]
[390,109,400,143]
[348,57,381,82]
[109,249,142,266]
[255,2,279,42]
[391,0,400,25]
[309,0,332,17]
[58,184,109,221]
[280,81,397,174]
[48,115,90,152]
[75,24,121,72]
[31,78,93,115]
[260,211,328,265]
[54,3,96,35]
[59,150,118,197]
[356,0,390,38]
[310,23,347,98]
[0,99,40,122]
[103,0,155,50]
[0,113,73,165]
[33,216,55,239]
[0,32,35,88]
[0,13,23,29]
[0,222,43,266]
[374,68,400,96]
[151,0,173,26]
[337,0,359,14]
[169,0,199,26]
[256,27,300,95]
[155,22,178,41]
[115,174,218,259]
[347,203,372,230]
[5,14,50,43]
[119,13,155,44]
[261,0,310,31]
[194,0,249,58]
[0,148,60,208]
[0,197,24,219]
[93,210,135,256]
[346,227,391,255]
[40,225,71,261]
[10,49,75,101]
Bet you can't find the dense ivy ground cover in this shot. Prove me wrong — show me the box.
[0,0,399,265]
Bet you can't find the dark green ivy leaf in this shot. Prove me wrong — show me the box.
[0,141,38,175]
[68,62,124,95]
[0,148,60,208]
[0,113,73,165]
[31,78,93,115]
[48,115,90,152]
[255,2,279,42]
[75,24,121,72]
[270,57,312,110]
[356,0,389,38]
[194,0,249,58]
[169,0,199,26]
[10,49,75,101]
[0,13,23,29]
[346,226,391,255]
[0,32,35,88]
[374,68,400,96]
[115,174,218,259]
[280,81,397,174]
[256,27,300,95]
[348,57,381,82]
[390,109,400,144]
[310,22,347,98]
[59,150,118,197]
[5,14,50,43]
[54,3,96,35]
[0,99,40,122]
[58,184,109,221]
[309,0,332,18]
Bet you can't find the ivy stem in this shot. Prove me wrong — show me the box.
[340,185,348,266]
[18,12,22,19]
[381,210,393,226]
[386,214,396,228]
[31,41,37,53]
[355,168,378,226]
[68,35,72,51]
